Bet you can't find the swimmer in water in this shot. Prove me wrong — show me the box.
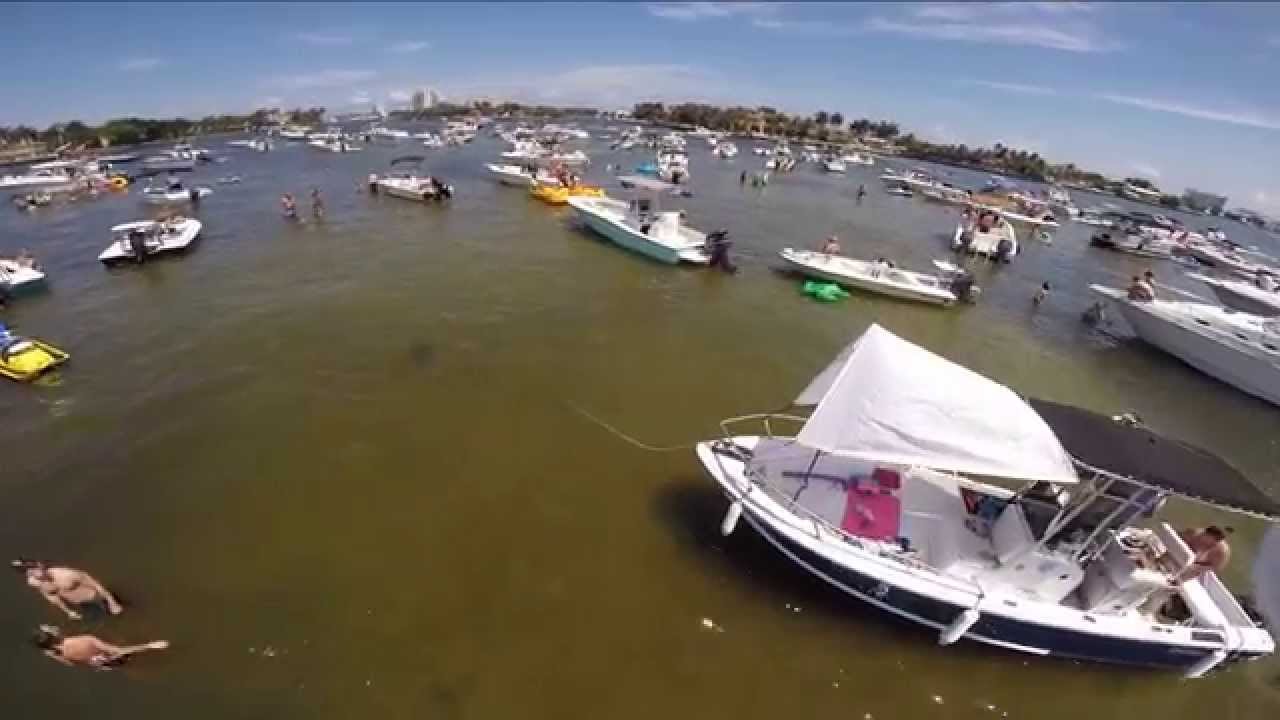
[33,625,168,669]
[12,559,123,619]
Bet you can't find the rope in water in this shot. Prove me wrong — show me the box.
[566,402,700,453]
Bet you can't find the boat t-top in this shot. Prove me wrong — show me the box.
[698,323,1276,676]
[308,136,361,153]
[141,178,212,204]
[779,250,978,306]
[99,218,203,264]
[374,156,453,202]
[485,163,561,188]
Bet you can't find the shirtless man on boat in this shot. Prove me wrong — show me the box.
[12,559,124,619]
[1176,526,1233,582]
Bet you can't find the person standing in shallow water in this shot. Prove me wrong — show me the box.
[856,184,867,205]
[310,187,325,219]
[281,193,298,221]
[12,559,123,619]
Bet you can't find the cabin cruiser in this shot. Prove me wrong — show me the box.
[778,250,978,306]
[1092,284,1280,406]
[485,163,560,188]
[99,218,203,264]
[953,215,1018,262]
[374,156,453,202]
[698,323,1277,675]
[1182,241,1270,278]
[0,257,45,293]
[1190,274,1280,317]
[568,176,709,265]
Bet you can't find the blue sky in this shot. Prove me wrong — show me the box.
[3,2,1279,212]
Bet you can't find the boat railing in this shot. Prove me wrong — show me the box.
[718,412,807,441]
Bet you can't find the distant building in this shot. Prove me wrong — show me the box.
[1182,188,1228,216]
[411,90,426,112]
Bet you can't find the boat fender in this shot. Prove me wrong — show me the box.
[1183,649,1227,679]
[939,608,980,645]
[721,500,743,537]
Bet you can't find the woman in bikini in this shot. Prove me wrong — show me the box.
[34,625,167,669]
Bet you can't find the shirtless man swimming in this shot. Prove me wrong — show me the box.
[11,559,123,619]
[34,625,167,669]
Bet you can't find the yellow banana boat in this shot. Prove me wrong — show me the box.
[530,182,604,205]
[0,327,69,382]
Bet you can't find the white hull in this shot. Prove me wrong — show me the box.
[568,197,709,265]
[484,163,558,187]
[0,173,74,189]
[377,176,452,202]
[779,249,955,306]
[953,221,1018,260]
[141,187,212,204]
[0,260,46,291]
[1094,286,1280,406]
[99,219,202,263]
[1193,276,1280,317]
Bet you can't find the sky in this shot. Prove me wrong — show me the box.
[3,2,1279,213]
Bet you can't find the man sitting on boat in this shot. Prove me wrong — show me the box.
[820,235,840,256]
[1126,275,1155,302]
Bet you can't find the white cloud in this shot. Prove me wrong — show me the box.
[266,69,377,90]
[349,91,372,104]
[388,89,412,102]
[866,16,1112,52]
[963,79,1057,96]
[1099,94,1280,131]
[293,31,354,46]
[1252,191,1280,215]
[1129,162,1161,179]
[866,2,1114,53]
[646,2,777,21]
[441,63,723,109]
[260,96,284,107]
[388,40,430,53]
[119,57,162,72]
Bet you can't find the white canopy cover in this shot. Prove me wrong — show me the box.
[793,324,1079,484]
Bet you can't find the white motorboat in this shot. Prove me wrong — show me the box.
[1078,210,1115,228]
[698,323,1277,675]
[1190,274,1280,317]
[1047,185,1080,219]
[308,137,361,153]
[417,133,444,148]
[1182,242,1269,277]
[1089,231,1175,259]
[1092,284,1280,405]
[841,152,875,166]
[99,218,203,264]
[142,149,196,172]
[484,163,560,188]
[549,149,590,166]
[778,249,976,306]
[227,138,271,152]
[953,218,1018,261]
[0,168,76,189]
[752,146,772,157]
[568,177,709,265]
[823,159,847,174]
[0,259,45,292]
[370,126,410,142]
[973,202,1061,230]
[140,182,212,204]
[713,142,738,158]
[885,184,913,197]
[375,155,453,202]
[278,126,311,141]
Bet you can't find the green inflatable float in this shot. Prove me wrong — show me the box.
[802,280,850,303]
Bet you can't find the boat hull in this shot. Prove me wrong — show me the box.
[570,202,682,265]
[1205,284,1280,317]
[1103,295,1280,406]
[779,250,953,306]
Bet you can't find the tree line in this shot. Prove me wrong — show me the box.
[630,102,1117,185]
[0,107,326,150]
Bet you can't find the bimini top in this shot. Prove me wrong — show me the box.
[793,324,1080,485]
[1029,399,1280,521]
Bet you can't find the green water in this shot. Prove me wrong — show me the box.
[2,133,1278,718]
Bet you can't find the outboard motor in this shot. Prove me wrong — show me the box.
[948,270,978,302]
[129,229,148,264]
[996,237,1015,263]
[189,188,201,204]
[705,229,736,274]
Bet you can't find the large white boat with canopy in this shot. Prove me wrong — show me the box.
[568,175,709,265]
[697,324,1275,675]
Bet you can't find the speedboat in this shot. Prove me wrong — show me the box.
[99,218,202,264]
[369,126,410,142]
[1182,242,1269,277]
[778,250,977,306]
[885,184,913,197]
[375,155,453,203]
[568,176,709,264]
[823,159,847,174]
[841,152,875,166]
[278,126,311,141]
[530,181,605,206]
[0,167,76,189]
[714,142,738,158]
[0,323,69,382]
[142,149,196,172]
[140,183,212,204]
[417,133,444,148]
[0,259,46,294]
[1047,185,1080,219]
[1078,210,1115,228]
[1190,274,1280,317]
[697,323,1277,675]
[953,218,1018,261]
[485,163,559,187]
[308,137,360,152]
[1089,231,1175,259]
[1092,284,1280,406]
